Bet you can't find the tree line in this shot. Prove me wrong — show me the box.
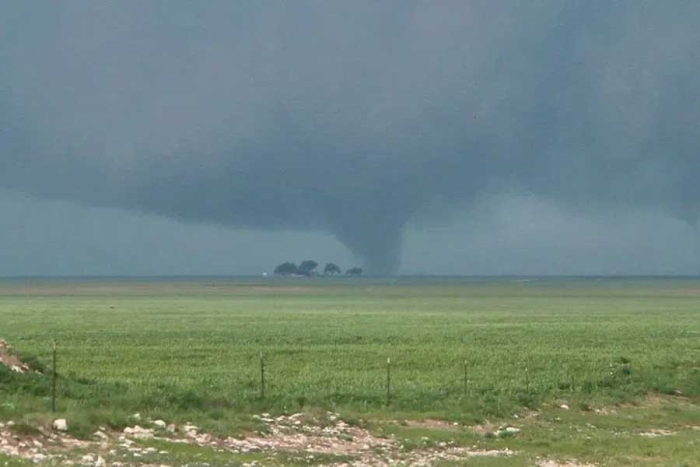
[273,260,363,277]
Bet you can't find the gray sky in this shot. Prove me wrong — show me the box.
[1,1,699,276]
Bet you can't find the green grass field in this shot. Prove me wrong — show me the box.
[2,277,700,466]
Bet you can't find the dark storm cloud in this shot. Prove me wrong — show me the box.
[1,2,699,273]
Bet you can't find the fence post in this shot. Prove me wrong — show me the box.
[259,351,265,400]
[51,341,58,413]
[386,358,391,405]
[525,367,530,393]
[463,360,468,396]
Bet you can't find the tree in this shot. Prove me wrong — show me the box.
[323,263,342,275]
[274,262,298,276]
[346,267,363,276]
[297,260,319,276]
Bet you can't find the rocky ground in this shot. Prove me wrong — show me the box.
[0,411,528,466]
[0,339,32,374]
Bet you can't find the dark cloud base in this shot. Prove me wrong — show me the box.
[1,2,699,273]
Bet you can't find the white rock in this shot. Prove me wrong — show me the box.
[93,431,108,440]
[95,456,106,467]
[131,413,141,421]
[182,423,198,437]
[52,419,68,431]
[123,425,154,439]
[80,454,95,464]
[153,420,167,428]
[32,453,47,463]
[6,421,15,427]
[505,427,520,434]
[560,404,570,410]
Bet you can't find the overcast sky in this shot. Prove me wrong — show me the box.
[1,2,699,276]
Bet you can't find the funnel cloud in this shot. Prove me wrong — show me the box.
[1,2,700,274]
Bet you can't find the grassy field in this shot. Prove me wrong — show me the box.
[1,277,700,466]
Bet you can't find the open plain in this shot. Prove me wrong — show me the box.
[1,276,700,466]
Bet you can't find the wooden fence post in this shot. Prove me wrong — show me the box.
[260,351,265,400]
[51,341,58,412]
[386,357,391,405]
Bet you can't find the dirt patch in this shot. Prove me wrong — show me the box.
[404,419,460,430]
[467,423,497,437]
[0,339,32,373]
[538,461,597,467]
[623,394,690,408]
[594,394,691,416]
[639,429,675,438]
